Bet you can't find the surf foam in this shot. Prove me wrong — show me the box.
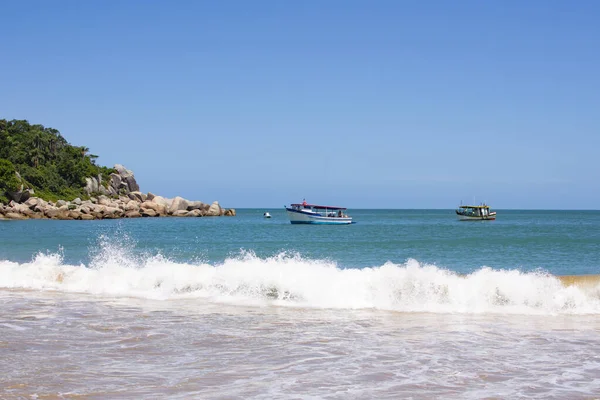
[1,243,599,315]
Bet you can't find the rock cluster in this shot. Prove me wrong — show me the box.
[0,193,235,220]
[1,163,235,220]
[84,164,140,196]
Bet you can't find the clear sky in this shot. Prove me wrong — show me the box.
[1,1,599,209]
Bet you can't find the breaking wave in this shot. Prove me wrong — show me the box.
[1,236,599,315]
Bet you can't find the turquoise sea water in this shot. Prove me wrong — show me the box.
[3,209,600,398]
[1,209,599,275]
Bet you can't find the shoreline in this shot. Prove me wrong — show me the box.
[0,192,235,220]
[1,163,235,220]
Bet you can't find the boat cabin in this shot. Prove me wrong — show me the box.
[457,205,491,217]
[289,203,348,218]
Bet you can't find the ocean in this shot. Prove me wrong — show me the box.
[1,209,600,399]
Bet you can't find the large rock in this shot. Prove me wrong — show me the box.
[124,200,139,212]
[206,201,222,217]
[44,208,61,219]
[97,196,111,206]
[84,174,111,196]
[79,206,92,214]
[5,212,27,220]
[125,210,141,218]
[24,197,41,209]
[128,191,145,202]
[151,196,171,208]
[88,204,105,214]
[107,185,118,196]
[6,189,31,204]
[84,177,99,195]
[68,210,83,220]
[140,208,157,217]
[103,207,122,217]
[114,164,140,192]
[109,173,122,194]
[12,203,34,216]
[187,201,205,211]
[188,209,202,217]
[34,202,49,213]
[140,201,166,215]
[55,210,72,220]
[6,172,33,203]
[169,197,189,214]
[172,210,191,217]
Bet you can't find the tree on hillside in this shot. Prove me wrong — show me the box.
[0,159,20,193]
[0,119,114,202]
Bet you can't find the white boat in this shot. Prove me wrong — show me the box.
[455,204,496,221]
[263,212,272,218]
[285,201,352,225]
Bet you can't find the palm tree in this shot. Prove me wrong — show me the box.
[31,130,48,168]
[31,147,43,168]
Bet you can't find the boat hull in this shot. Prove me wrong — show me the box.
[286,209,352,225]
[457,212,497,221]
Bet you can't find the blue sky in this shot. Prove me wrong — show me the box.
[1,1,599,209]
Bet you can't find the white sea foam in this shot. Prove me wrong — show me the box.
[1,240,599,315]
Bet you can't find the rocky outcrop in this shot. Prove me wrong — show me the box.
[84,174,107,196]
[0,194,235,220]
[5,171,34,203]
[114,164,139,192]
[206,201,222,216]
[1,163,235,221]
[84,164,140,197]
[109,173,123,195]
[6,189,31,203]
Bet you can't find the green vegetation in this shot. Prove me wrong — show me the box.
[0,119,114,203]
[0,159,20,204]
